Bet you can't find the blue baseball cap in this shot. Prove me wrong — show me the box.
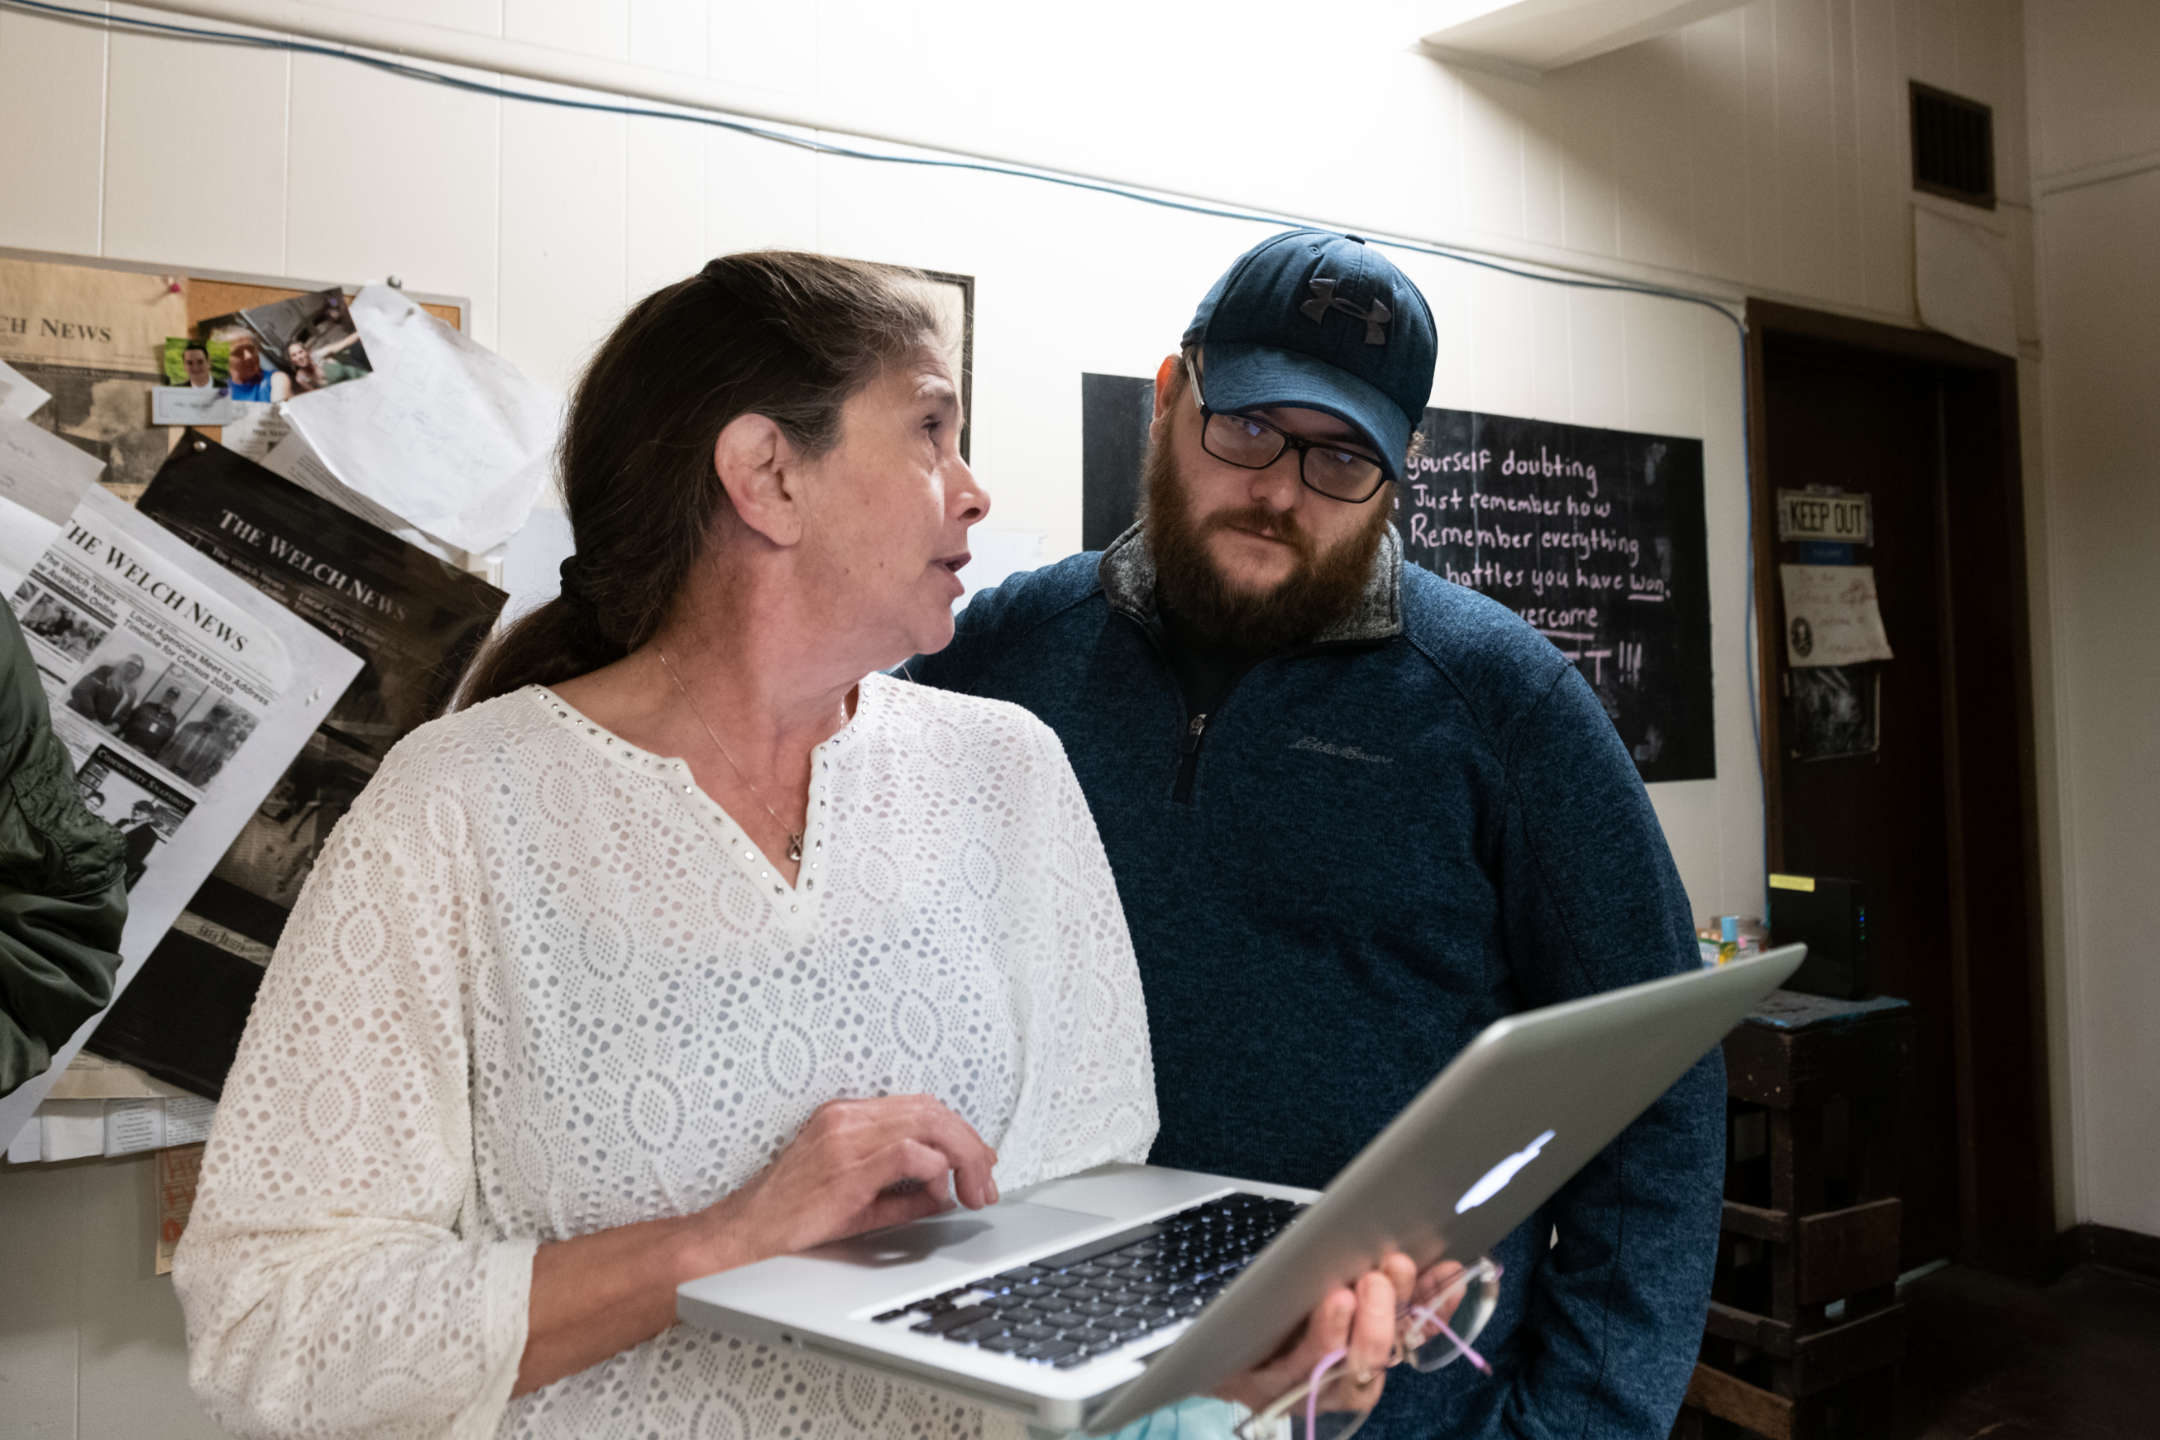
[1182,229,1437,483]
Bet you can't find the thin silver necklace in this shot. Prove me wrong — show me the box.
[656,647,805,864]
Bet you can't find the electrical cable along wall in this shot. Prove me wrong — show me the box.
[0,0,1769,895]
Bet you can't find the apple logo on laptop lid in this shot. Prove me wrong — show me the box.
[1455,1129,1556,1216]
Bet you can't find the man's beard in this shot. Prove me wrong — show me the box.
[1142,434,1390,654]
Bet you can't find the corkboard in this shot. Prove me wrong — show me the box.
[186,278,460,332]
[5,248,472,505]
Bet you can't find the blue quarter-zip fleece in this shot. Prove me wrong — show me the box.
[909,524,1723,1440]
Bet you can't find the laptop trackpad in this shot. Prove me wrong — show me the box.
[805,1201,1109,1272]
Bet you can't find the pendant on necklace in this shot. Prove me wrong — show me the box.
[787,833,805,864]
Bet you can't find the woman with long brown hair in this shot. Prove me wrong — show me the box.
[174,252,1423,1439]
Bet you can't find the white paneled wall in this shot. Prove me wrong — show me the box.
[2038,174,2160,1238]
[0,0,108,257]
[2026,0,2160,178]
[0,0,2037,372]
[284,45,505,344]
[499,78,627,386]
[2026,0,2160,1242]
[103,6,293,278]
[0,1153,227,1440]
[0,1,2064,1436]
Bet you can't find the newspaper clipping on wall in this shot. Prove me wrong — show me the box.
[0,484,362,1141]
[0,257,191,500]
[86,435,505,1095]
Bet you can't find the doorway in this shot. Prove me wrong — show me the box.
[1746,299,2052,1275]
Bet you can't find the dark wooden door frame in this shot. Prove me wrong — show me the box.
[1744,298,2055,1275]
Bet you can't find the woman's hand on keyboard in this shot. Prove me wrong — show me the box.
[707,1094,1001,1265]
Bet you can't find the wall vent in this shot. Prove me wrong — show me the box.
[1911,82,1995,208]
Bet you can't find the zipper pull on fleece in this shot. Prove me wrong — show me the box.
[1172,712,1209,804]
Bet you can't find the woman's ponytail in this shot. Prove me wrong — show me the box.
[457,252,941,708]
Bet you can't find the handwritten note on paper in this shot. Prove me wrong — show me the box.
[1780,564,1894,667]
[282,285,559,554]
[151,386,242,427]
[0,413,101,519]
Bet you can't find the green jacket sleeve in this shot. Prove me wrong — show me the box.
[0,606,128,1099]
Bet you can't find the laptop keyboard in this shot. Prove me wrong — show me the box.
[870,1191,1306,1369]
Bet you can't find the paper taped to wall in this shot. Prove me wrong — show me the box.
[282,285,559,553]
[1780,563,1894,667]
[258,428,459,563]
[151,386,243,427]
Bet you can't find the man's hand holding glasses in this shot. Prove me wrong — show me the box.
[1217,1256,1503,1440]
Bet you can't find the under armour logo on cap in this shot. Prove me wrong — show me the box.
[1300,277,1392,346]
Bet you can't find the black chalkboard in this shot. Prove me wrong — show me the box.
[1082,372,1157,551]
[1080,374,1715,782]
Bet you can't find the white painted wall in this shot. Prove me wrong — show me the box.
[0,1153,227,1440]
[0,0,2053,1435]
[2024,0,2160,1241]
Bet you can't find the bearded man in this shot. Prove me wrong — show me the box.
[910,230,1721,1440]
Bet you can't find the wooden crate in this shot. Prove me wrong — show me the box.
[1677,992,1915,1440]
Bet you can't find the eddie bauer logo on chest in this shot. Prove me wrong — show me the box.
[1291,736,1394,765]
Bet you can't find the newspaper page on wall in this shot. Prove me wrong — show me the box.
[85,435,506,1095]
[0,256,190,501]
[0,485,362,1140]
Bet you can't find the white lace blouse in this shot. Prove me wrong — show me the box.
[174,674,1159,1439]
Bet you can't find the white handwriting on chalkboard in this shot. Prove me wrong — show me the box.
[1406,446,1600,497]
[1395,433,1677,686]
[1405,483,1611,520]
[1500,447,1599,496]
[1408,450,1493,478]
[1403,514,1640,568]
[1518,604,1600,630]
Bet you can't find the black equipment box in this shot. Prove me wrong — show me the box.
[1769,874,1872,999]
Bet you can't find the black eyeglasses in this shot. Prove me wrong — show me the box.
[1184,356,1391,504]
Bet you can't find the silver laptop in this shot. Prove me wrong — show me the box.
[678,945,1803,1434]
